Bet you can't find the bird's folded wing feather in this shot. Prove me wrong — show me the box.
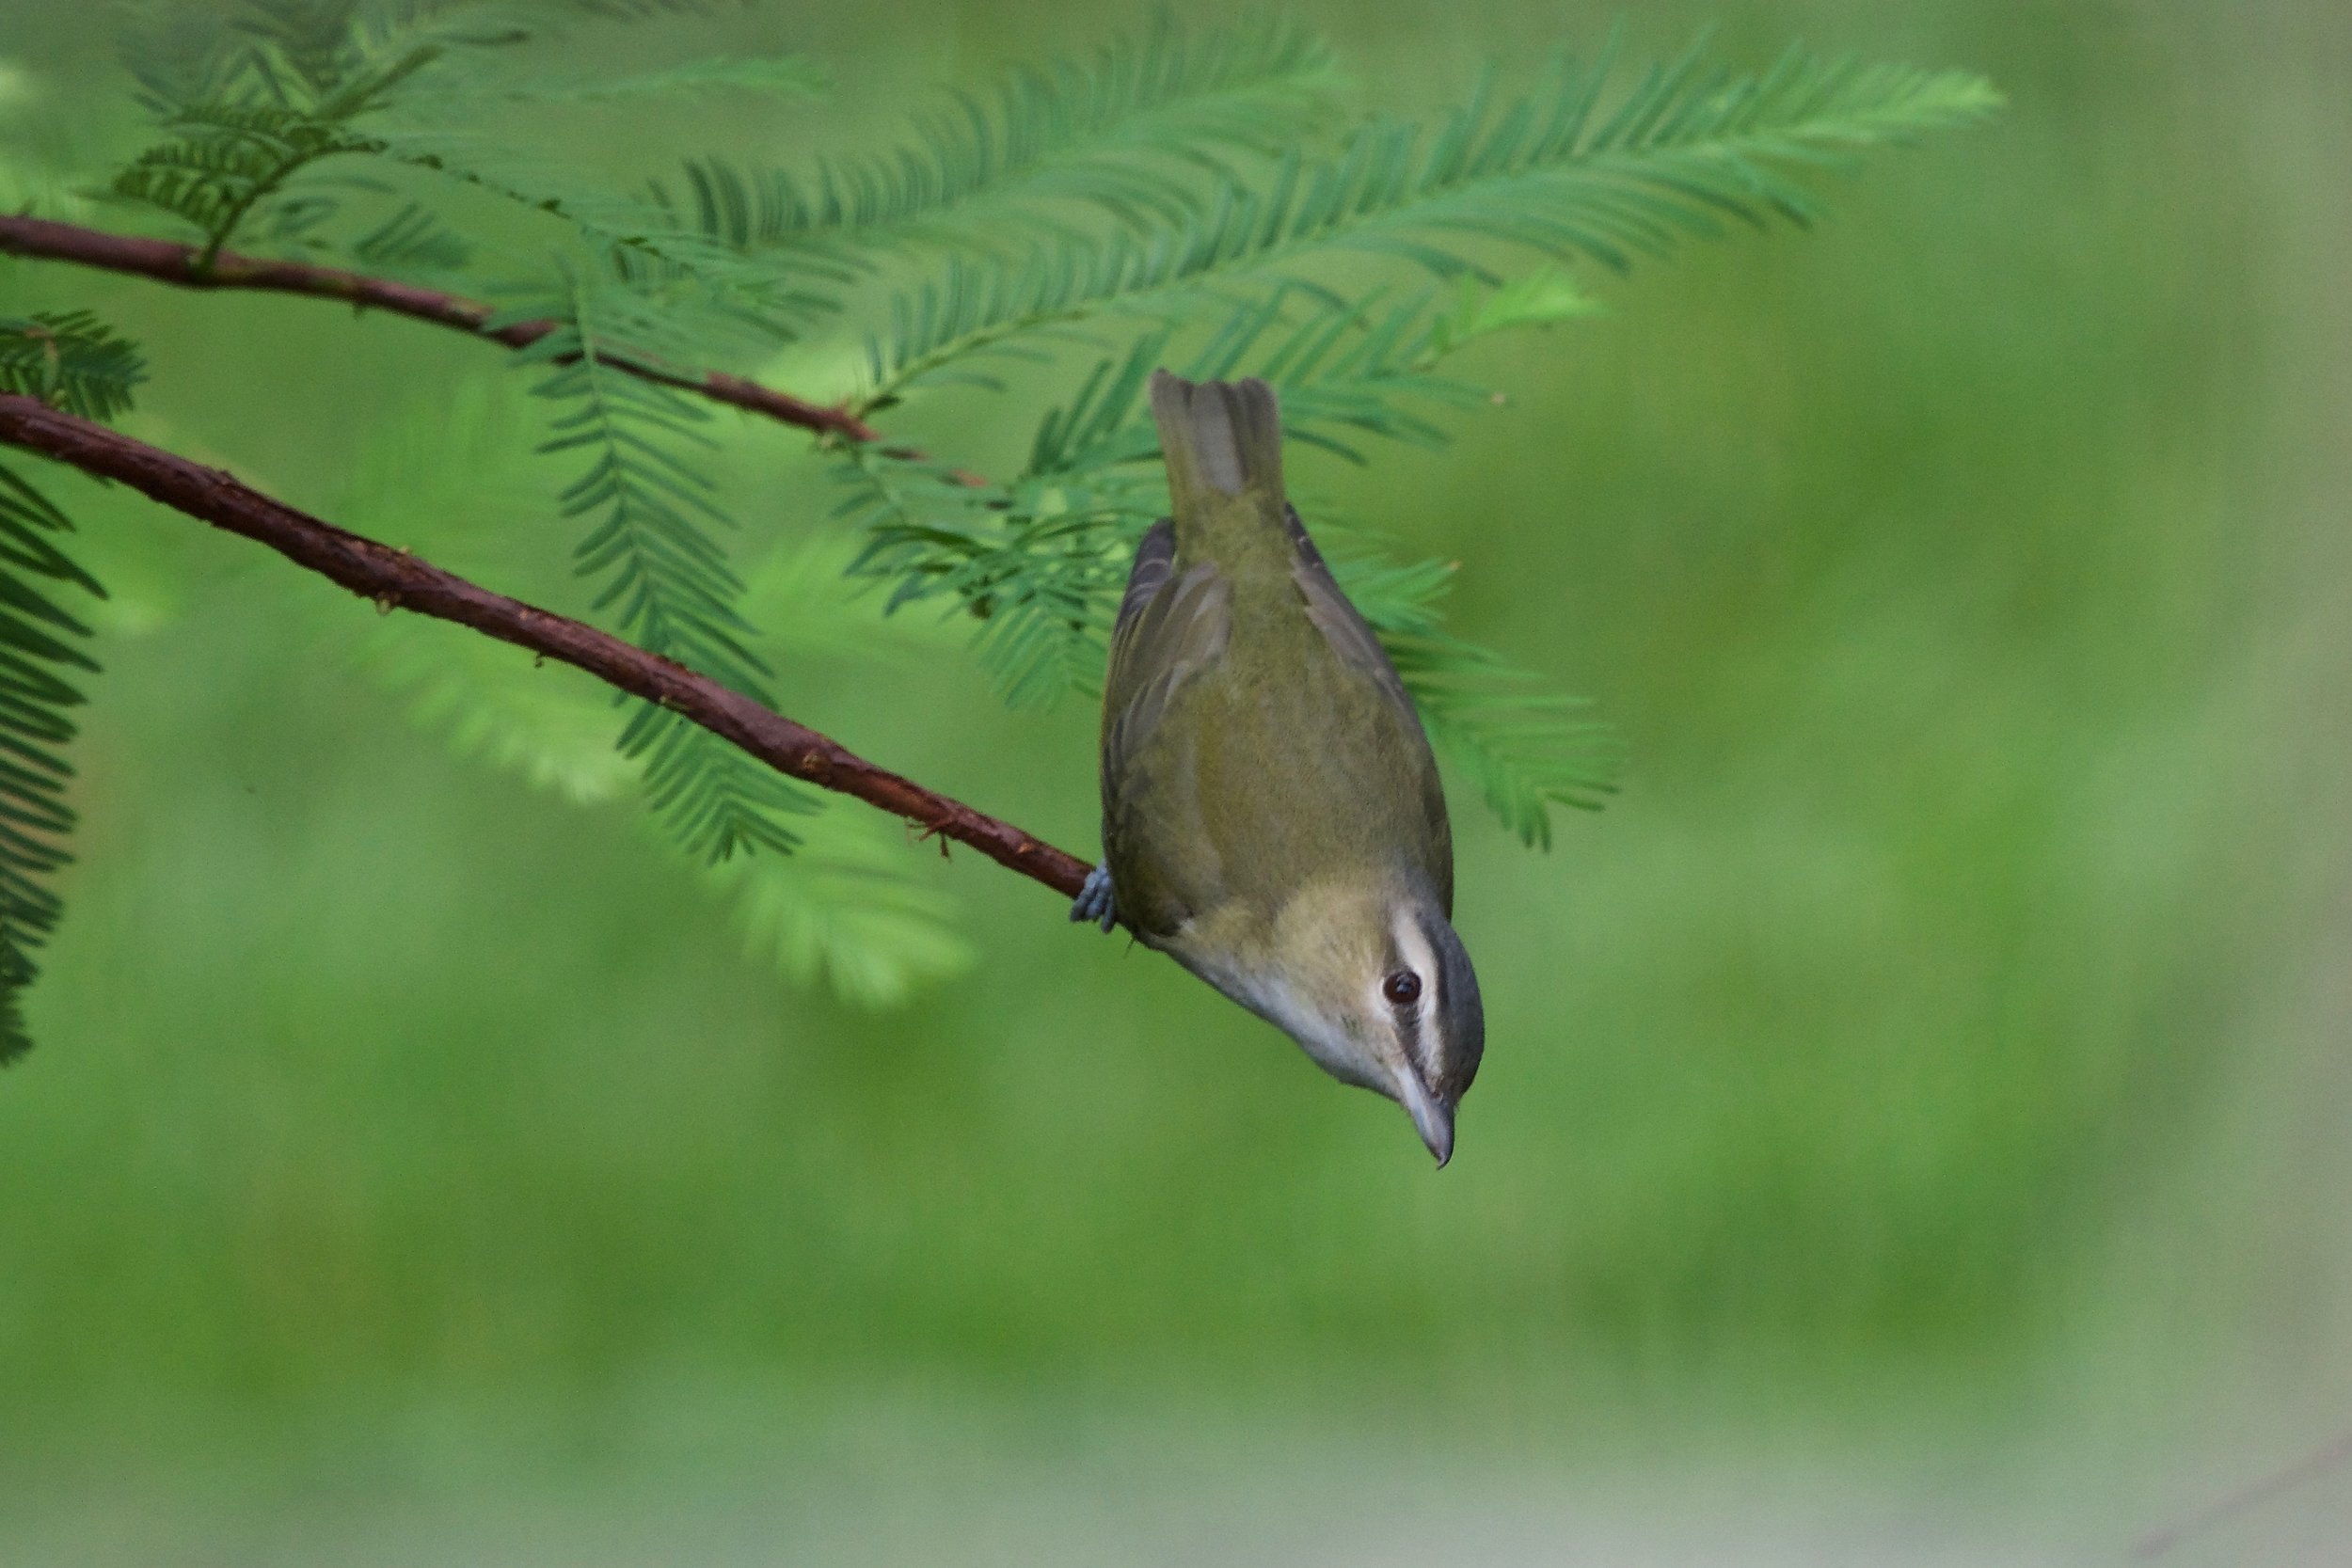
[1283,505,1454,911]
[1103,517,1231,800]
[1100,518,1233,935]
[1283,506,1414,715]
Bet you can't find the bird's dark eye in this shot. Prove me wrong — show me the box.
[1383,970,1422,1007]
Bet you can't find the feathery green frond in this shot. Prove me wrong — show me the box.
[1329,553,1621,843]
[363,612,647,805]
[0,458,108,1067]
[106,103,373,259]
[671,18,1337,260]
[370,129,725,263]
[706,804,976,1008]
[0,312,149,422]
[834,447,1142,710]
[414,53,826,104]
[1017,276,1560,479]
[834,430,1617,843]
[348,198,475,277]
[367,126,850,334]
[556,0,757,19]
[27,14,1995,1036]
[116,6,250,115]
[827,37,1990,848]
[332,381,967,1005]
[1418,266,1603,362]
[0,319,125,1059]
[103,0,813,284]
[0,467,95,1066]
[834,276,1627,841]
[104,0,459,257]
[523,274,817,861]
[862,40,2000,406]
[1390,632,1620,847]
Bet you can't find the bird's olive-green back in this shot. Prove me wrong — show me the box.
[1100,374,1451,944]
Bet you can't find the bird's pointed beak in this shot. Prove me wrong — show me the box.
[1397,1072,1455,1168]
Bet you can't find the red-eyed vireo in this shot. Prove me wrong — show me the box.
[1071,371,1484,1165]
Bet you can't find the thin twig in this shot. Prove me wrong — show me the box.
[0,391,1090,898]
[0,214,879,439]
[2136,1427,2352,1558]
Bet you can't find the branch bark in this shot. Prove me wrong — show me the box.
[0,392,1092,899]
[0,214,880,440]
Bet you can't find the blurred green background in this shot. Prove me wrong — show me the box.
[5,1,2351,1562]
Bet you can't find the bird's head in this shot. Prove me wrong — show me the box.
[1243,876,1485,1165]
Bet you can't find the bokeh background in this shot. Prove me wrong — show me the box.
[5,1,2351,1562]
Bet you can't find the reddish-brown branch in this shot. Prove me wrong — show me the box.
[0,392,1091,898]
[0,214,881,441]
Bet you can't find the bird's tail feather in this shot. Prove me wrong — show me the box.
[1149,371,1285,523]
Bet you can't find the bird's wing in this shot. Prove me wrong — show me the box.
[1102,517,1231,807]
[1284,505,1454,911]
[1099,519,1232,936]
[1284,506,1413,712]
[1113,516,1178,643]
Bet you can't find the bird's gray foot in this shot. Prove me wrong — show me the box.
[1069,863,1117,932]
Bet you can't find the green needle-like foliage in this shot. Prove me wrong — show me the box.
[408,53,827,105]
[0,467,100,1065]
[329,383,975,1000]
[834,281,1625,841]
[830,39,1994,846]
[673,17,1339,260]
[109,2,448,262]
[519,276,818,861]
[860,40,2001,406]
[107,0,838,870]
[0,312,149,422]
[108,0,829,287]
[0,7,1995,1033]
[0,317,125,1063]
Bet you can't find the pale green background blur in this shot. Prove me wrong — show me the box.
[4,1,2351,1563]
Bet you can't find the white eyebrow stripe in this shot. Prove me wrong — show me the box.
[1389,908,1440,1028]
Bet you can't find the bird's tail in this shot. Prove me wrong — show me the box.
[1149,371,1286,532]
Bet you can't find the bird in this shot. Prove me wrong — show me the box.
[1070,370,1484,1165]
